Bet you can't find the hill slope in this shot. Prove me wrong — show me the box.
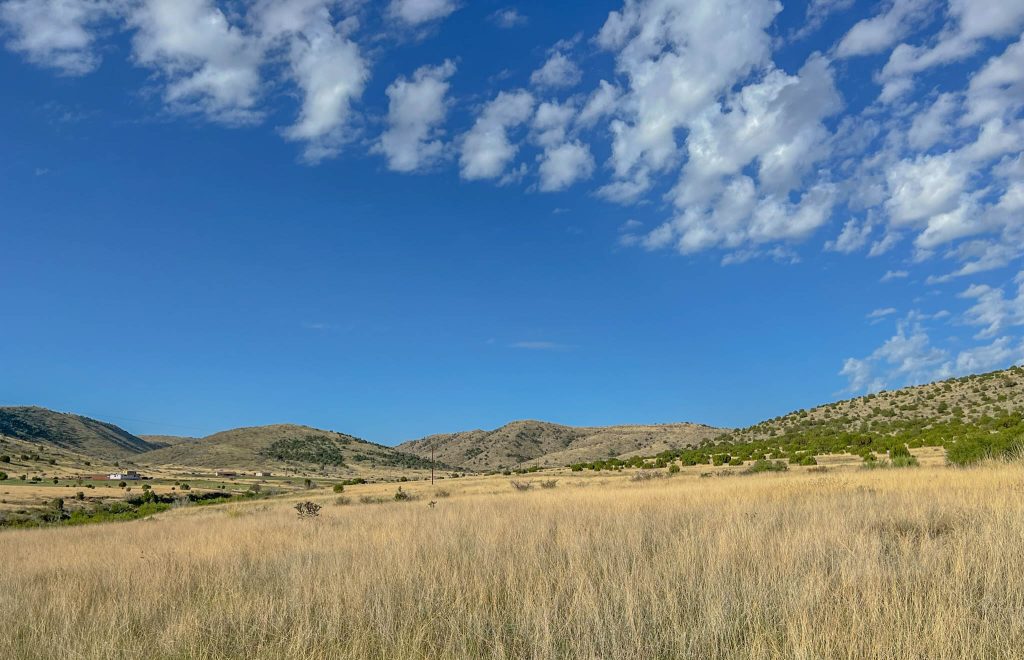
[397,420,724,471]
[727,365,1024,444]
[136,424,438,475]
[0,406,158,460]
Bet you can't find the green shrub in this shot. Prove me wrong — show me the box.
[668,464,680,474]
[179,483,191,491]
[393,486,412,501]
[0,472,6,481]
[744,459,788,474]
[890,444,912,459]
[332,484,345,493]
[0,455,9,463]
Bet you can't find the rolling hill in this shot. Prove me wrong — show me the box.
[726,365,1024,443]
[396,420,724,471]
[0,406,159,460]
[135,424,439,475]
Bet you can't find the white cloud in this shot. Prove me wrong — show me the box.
[490,8,526,28]
[378,60,456,172]
[459,90,534,181]
[256,0,367,162]
[129,0,264,124]
[633,53,842,254]
[538,141,594,192]
[835,0,932,58]
[878,0,1024,101]
[965,35,1024,125]
[577,79,621,127]
[530,51,581,89]
[596,0,780,188]
[884,152,968,226]
[868,307,898,319]
[960,273,1024,339]
[826,218,874,253]
[908,92,958,150]
[881,269,909,282]
[839,315,950,393]
[0,0,118,75]
[388,0,457,25]
[793,0,856,40]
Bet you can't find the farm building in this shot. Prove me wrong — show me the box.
[254,471,271,477]
[107,471,140,480]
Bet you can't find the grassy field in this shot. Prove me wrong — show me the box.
[1,454,1022,659]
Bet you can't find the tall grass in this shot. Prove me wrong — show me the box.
[1,463,1023,659]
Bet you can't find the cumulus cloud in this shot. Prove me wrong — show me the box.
[378,60,456,172]
[490,8,526,29]
[960,273,1024,339]
[826,218,874,253]
[128,0,265,124]
[0,0,119,75]
[835,0,932,58]
[634,53,842,253]
[877,0,1024,101]
[388,0,457,25]
[459,90,534,181]
[596,0,780,188]
[530,51,581,89]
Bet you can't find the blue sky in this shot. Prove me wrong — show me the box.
[1,0,1023,443]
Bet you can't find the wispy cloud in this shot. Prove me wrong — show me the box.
[509,341,573,351]
[881,270,909,282]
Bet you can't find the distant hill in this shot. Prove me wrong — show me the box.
[135,424,439,475]
[0,406,158,460]
[396,420,724,471]
[726,365,1024,444]
[140,435,197,447]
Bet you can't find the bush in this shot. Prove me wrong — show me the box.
[0,455,9,463]
[667,464,681,474]
[509,480,532,491]
[335,496,351,506]
[539,479,558,489]
[890,445,912,459]
[0,472,6,481]
[75,491,85,500]
[434,489,450,498]
[332,484,345,493]
[891,455,919,468]
[799,455,818,466]
[179,483,191,491]
[393,486,413,501]
[294,501,321,518]
[744,459,788,474]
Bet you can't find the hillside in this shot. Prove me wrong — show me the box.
[140,435,197,447]
[613,365,1024,470]
[728,365,1024,442]
[0,406,158,460]
[397,420,724,471]
[136,424,438,476]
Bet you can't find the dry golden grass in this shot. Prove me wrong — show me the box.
[2,461,1023,659]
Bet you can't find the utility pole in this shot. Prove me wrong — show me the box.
[431,447,434,486]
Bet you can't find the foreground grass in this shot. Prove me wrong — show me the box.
[1,463,1023,659]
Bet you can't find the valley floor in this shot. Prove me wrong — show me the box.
[1,459,1023,659]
